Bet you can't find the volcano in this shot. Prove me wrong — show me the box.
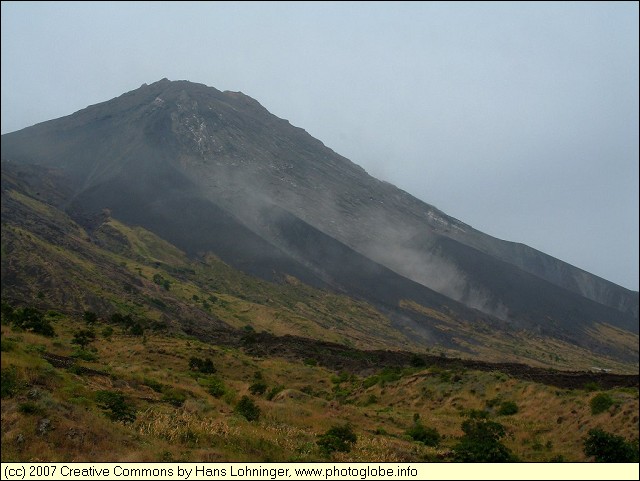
[2,78,637,366]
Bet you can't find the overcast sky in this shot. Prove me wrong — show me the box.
[2,1,638,290]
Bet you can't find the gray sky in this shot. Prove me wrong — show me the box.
[2,1,638,290]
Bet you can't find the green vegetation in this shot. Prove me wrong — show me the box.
[1,190,638,463]
[406,422,441,447]
[590,392,614,415]
[235,395,260,422]
[452,415,517,462]
[189,357,216,374]
[583,429,639,462]
[71,329,96,349]
[204,377,226,398]
[95,390,136,424]
[249,381,268,396]
[497,401,519,416]
[1,367,19,398]
[5,306,55,337]
[317,424,357,454]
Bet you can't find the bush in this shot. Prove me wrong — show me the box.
[206,377,226,398]
[83,311,98,325]
[235,395,260,421]
[189,357,216,374]
[1,338,16,352]
[317,424,357,454]
[497,401,519,416]
[71,349,98,361]
[143,378,165,393]
[410,355,426,368]
[162,389,187,407]
[406,423,441,446]
[452,417,517,462]
[1,367,20,398]
[71,329,96,349]
[129,323,144,336]
[10,307,55,337]
[583,428,639,462]
[153,273,171,290]
[583,382,601,392]
[18,401,43,415]
[101,326,114,339]
[266,385,285,401]
[590,393,614,415]
[95,390,136,424]
[363,375,379,388]
[249,381,268,396]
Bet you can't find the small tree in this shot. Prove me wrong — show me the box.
[452,417,517,462]
[95,390,136,424]
[583,428,639,462]
[317,424,357,454]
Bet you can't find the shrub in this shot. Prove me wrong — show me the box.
[235,395,260,421]
[71,329,96,349]
[10,307,55,337]
[406,423,441,447]
[378,367,402,385]
[1,338,16,352]
[71,349,98,361]
[206,377,226,398]
[410,355,427,368]
[266,385,285,401]
[95,390,136,424]
[83,311,98,325]
[583,382,601,392]
[583,428,639,462]
[363,375,379,388]
[143,378,165,393]
[18,401,43,415]
[317,424,357,454]
[162,389,187,407]
[189,357,216,374]
[153,273,171,290]
[590,393,614,415]
[129,323,144,336]
[249,381,268,396]
[497,401,519,416]
[452,417,517,462]
[1,367,20,398]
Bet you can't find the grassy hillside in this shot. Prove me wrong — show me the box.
[1,181,638,462]
[2,184,637,371]
[1,311,638,462]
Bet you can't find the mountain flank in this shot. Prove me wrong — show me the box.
[1,78,637,369]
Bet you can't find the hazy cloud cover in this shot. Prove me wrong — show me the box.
[2,1,638,290]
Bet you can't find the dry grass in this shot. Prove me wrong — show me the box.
[1,314,638,463]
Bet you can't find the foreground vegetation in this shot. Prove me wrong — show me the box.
[1,304,637,462]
